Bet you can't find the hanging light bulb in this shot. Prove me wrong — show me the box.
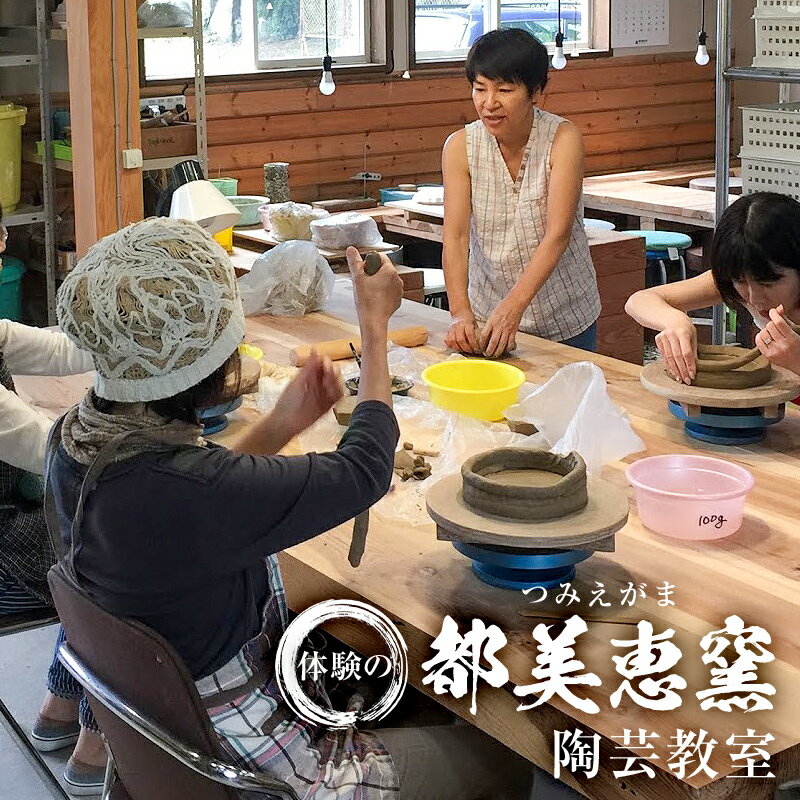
[318,0,335,95]
[552,31,567,70]
[319,54,336,95]
[695,32,709,65]
[695,0,709,66]
[552,1,567,70]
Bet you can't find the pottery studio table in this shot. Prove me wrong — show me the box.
[582,161,739,231]
[16,282,800,800]
[379,200,646,366]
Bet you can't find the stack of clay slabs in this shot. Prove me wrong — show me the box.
[426,448,629,590]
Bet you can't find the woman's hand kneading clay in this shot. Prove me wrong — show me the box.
[47,218,535,800]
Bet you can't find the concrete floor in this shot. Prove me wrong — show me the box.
[0,623,73,800]
[0,623,584,800]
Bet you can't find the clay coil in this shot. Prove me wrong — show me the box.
[667,345,773,389]
[461,449,588,521]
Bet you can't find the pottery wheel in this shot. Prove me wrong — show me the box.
[426,473,629,550]
[640,361,800,408]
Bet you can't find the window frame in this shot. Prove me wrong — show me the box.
[140,0,394,88]
[408,0,611,71]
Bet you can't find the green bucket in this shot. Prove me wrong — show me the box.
[0,255,26,320]
[210,177,239,196]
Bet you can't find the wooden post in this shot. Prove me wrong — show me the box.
[67,0,143,256]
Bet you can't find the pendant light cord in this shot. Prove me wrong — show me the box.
[324,0,330,56]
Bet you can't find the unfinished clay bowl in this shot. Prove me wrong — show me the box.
[461,448,588,521]
[669,345,772,390]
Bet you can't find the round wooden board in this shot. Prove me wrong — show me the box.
[426,474,629,549]
[640,361,800,408]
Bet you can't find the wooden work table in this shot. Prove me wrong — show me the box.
[236,286,800,800]
[21,282,800,800]
[582,161,739,231]
[381,201,646,365]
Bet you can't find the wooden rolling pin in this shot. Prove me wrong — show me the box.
[290,326,428,366]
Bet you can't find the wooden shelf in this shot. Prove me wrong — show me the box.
[24,150,73,173]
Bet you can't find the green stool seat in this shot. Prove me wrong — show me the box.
[620,230,693,251]
[621,231,692,286]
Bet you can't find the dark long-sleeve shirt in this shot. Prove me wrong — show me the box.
[49,401,399,678]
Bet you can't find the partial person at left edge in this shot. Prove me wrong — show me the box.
[0,203,108,794]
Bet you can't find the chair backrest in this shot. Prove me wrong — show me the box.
[48,563,239,800]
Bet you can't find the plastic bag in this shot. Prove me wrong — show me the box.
[505,362,645,474]
[238,241,335,317]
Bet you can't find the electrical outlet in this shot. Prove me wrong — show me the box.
[122,148,143,169]
[139,95,186,112]
[351,172,382,181]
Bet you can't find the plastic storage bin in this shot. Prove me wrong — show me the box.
[0,256,26,320]
[740,155,800,201]
[0,104,27,213]
[753,8,800,68]
[740,103,800,163]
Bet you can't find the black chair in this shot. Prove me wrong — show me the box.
[0,606,68,800]
[48,564,298,800]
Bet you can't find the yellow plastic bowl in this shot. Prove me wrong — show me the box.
[422,359,525,421]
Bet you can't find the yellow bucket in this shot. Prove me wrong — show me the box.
[0,104,27,213]
[422,359,525,422]
[213,226,233,252]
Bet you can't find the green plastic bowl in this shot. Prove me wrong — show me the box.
[229,195,269,227]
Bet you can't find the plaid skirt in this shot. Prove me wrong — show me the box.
[199,555,399,800]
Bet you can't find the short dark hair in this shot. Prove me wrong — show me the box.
[711,192,800,309]
[466,29,550,96]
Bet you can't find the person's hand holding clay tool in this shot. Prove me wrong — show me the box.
[755,304,800,374]
[444,311,482,355]
[654,311,698,384]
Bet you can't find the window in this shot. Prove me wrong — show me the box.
[413,0,592,64]
[142,0,381,82]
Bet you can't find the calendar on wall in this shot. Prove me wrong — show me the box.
[611,0,670,48]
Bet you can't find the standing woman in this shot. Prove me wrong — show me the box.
[443,28,600,358]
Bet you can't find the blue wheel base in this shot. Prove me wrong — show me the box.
[668,400,784,446]
[198,396,243,436]
[454,541,591,590]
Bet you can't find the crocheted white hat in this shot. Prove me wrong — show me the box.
[57,217,245,402]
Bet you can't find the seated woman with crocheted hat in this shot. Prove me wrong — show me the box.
[46,218,535,800]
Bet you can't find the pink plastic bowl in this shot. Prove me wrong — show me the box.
[626,455,754,541]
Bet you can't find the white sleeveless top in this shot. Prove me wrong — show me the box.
[465,109,601,341]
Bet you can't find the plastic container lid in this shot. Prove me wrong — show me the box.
[0,103,27,122]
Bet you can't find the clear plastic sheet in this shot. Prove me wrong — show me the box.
[505,361,646,474]
[238,241,335,317]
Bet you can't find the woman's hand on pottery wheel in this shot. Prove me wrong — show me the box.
[756,305,800,375]
[480,299,524,358]
[445,313,482,354]
[271,351,344,437]
[655,315,697,384]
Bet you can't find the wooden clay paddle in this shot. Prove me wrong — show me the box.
[348,252,383,568]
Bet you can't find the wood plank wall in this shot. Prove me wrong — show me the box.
[204,52,715,201]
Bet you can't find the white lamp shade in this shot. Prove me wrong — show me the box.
[169,180,241,234]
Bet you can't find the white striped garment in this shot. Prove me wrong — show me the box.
[465,109,601,341]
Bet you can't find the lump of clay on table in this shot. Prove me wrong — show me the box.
[334,396,359,426]
[394,444,432,481]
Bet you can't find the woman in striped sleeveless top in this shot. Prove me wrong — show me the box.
[442,28,600,358]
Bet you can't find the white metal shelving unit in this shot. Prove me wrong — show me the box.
[0,0,59,324]
[139,0,207,174]
[713,0,800,344]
